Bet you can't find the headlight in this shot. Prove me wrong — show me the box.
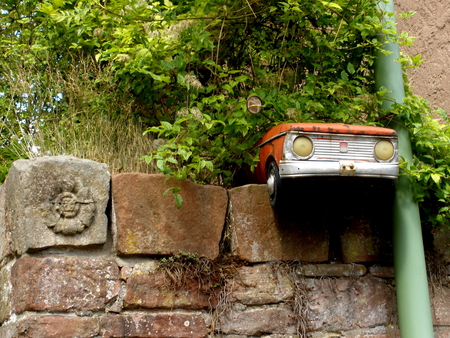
[374,140,394,161]
[293,136,313,158]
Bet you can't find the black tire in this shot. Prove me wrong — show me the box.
[267,161,283,208]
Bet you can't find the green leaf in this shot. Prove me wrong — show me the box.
[347,63,355,74]
[431,174,441,185]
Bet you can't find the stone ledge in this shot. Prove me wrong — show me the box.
[112,173,227,259]
[297,264,367,277]
[4,156,110,254]
[227,184,329,262]
[100,313,208,338]
[11,256,120,314]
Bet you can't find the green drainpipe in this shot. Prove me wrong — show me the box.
[374,1,434,337]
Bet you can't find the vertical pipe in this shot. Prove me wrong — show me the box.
[374,1,434,337]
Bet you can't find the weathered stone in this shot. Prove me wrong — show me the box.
[12,256,120,314]
[435,327,450,338]
[431,286,450,325]
[217,304,296,336]
[112,173,227,259]
[124,262,217,310]
[433,228,450,264]
[0,262,12,324]
[340,218,392,263]
[297,264,366,277]
[0,185,11,265]
[227,184,329,262]
[100,313,208,338]
[15,315,99,338]
[228,263,294,305]
[4,156,109,254]
[337,326,399,338]
[369,266,395,278]
[305,278,396,331]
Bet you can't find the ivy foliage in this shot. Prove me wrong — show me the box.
[0,0,449,228]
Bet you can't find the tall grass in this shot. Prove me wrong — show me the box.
[33,113,157,174]
[1,55,158,176]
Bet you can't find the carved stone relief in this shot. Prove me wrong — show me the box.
[47,177,96,235]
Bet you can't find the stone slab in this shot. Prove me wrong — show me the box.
[111,173,227,259]
[369,266,395,278]
[4,156,110,253]
[123,262,217,310]
[217,304,297,336]
[228,263,294,305]
[11,256,120,314]
[305,278,396,331]
[431,286,450,325]
[0,262,12,324]
[340,218,393,263]
[15,315,99,338]
[227,184,329,262]
[100,313,208,338]
[296,264,367,277]
[0,185,11,265]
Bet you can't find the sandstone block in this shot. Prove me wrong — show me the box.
[0,262,12,324]
[112,173,227,259]
[435,327,450,338]
[227,185,329,262]
[433,228,450,264]
[297,264,367,277]
[228,263,294,305]
[15,315,99,338]
[124,262,217,310]
[340,218,392,263]
[0,185,11,265]
[217,304,297,336]
[431,286,450,325]
[369,266,395,278]
[305,278,396,331]
[100,313,208,337]
[12,256,120,314]
[4,156,110,253]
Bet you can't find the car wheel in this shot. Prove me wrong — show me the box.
[267,161,283,208]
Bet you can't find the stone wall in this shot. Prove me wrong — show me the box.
[0,156,449,338]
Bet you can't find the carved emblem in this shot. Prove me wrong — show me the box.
[47,178,96,235]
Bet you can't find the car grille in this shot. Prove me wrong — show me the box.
[311,136,377,162]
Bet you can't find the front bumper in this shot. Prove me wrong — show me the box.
[279,160,399,179]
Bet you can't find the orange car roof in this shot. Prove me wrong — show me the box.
[267,123,397,136]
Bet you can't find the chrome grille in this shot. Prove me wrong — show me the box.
[311,137,376,162]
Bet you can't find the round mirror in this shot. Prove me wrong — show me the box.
[247,96,263,114]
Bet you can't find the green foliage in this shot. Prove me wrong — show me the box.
[391,96,450,229]
[1,0,450,231]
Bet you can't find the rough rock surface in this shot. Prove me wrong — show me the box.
[305,278,396,331]
[431,286,450,326]
[297,264,367,277]
[340,218,392,263]
[4,156,110,253]
[112,173,227,259]
[100,313,208,338]
[11,256,121,313]
[227,184,329,262]
[217,304,297,336]
[228,263,294,305]
[123,261,217,310]
[0,263,12,323]
[0,186,11,265]
[15,315,99,338]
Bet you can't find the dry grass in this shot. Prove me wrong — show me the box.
[1,55,158,175]
[32,113,157,174]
